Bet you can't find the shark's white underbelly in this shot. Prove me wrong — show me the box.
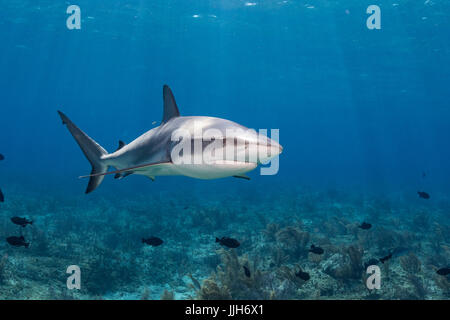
[136,160,257,179]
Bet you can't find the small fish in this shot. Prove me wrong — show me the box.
[379,253,392,264]
[358,222,372,230]
[295,269,310,281]
[6,236,29,248]
[11,217,33,227]
[243,265,251,278]
[309,244,324,255]
[422,171,426,178]
[216,237,240,248]
[0,154,4,160]
[142,236,163,247]
[363,258,379,269]
[188,273,201,290]
[0,187,3,202]
[436,267,450,276]
[417,191,430,199]
[391,247,411,258]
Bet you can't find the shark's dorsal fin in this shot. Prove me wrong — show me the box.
[162,85,180,123]
[116,140,125,151]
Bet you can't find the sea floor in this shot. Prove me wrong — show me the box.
[0,183,449,300]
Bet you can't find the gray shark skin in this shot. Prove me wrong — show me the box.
[58,85,283,194]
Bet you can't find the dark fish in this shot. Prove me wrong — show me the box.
[309,244,324,255]
[417,191,430,199]
[379,253,392,264]
[358,222,372,230]
[295,269,310,281]
[243,265,251,278]
[392,247,411,258]
[216,237,240,248]
[11,216,33,227]
[188,273,201,290]
[422,171,426,178]
[0,154,4,160]
[377,247,409,264]
[142,236,163,247]
[436,267,450,276]
[364,258,379,269]
[6,236,29,248]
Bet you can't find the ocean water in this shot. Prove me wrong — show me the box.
[0,0,449,300]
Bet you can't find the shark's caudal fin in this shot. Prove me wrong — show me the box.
[57,111,109,194]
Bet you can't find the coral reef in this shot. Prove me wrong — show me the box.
[323,246,364,281]
[0,253,8,284]
[0,184,448,300]
[400,253,421,275]
[197,249,268,299]
[275,226,310,260]
[161,289,175,300]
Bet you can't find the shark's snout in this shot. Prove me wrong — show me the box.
[270,141,283,159]
[255,135,282,164]
[271,140,283,156]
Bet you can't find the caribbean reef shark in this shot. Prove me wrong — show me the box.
[58,85,282,193]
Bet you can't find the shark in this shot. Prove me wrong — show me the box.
[58,85,283,193]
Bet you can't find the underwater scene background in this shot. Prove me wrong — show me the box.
[0,0,449,299]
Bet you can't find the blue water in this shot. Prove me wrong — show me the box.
[0,0,449,299]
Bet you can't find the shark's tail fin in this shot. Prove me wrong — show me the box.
[57,111,109,194]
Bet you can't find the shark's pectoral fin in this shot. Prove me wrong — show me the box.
[233,174,250,180]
